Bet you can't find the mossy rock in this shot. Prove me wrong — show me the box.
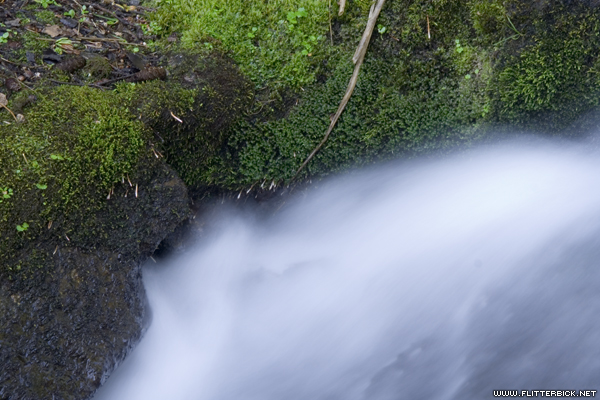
[0,83,190,399]
[84,55,113,79]
[150,0,600,188]
[130,50,253,192]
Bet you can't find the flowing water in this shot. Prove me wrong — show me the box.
[94,137,600,399]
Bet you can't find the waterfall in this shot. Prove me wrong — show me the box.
[94,137,600,399]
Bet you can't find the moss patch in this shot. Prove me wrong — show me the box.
[164,0,600,189]
[151,0,339,94]
[0,84,160,277]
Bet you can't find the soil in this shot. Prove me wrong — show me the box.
[0,0,171,95]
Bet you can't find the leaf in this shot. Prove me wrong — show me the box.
[286,11,297,24]
[36,183,48,190]
[43,25,63,38]
[16,223,28,232]
[50,154,64,160]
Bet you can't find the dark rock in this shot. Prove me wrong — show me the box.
[0,248,145,399]
[0,160,190,399]
[42,49,62,64]
[60,17,79,29]
[4,78,20,92]
[25,51,35,64]
[55,56,87,73]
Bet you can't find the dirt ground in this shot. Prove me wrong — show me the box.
[0,0,171,100]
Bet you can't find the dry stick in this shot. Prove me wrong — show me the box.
[294,0,386,180]
[329,0,333,46]
[427,15,431,40]
[339,0,347,16]
[0,104,18,121]
[97,73,137,86]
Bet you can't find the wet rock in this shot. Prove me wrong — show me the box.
[0,163,190,399]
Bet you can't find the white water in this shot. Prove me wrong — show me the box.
[95,138,600,399]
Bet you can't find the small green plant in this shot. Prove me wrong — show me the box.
[287,7,307,30]
[35,183,48,190]
[247,27,258,38]
[141,21,162,36]
[0,31,9,44]
[64,9,76,18]
[34,0,58,9]
[0,187,13,203]
[300,34,319,56]
[53,38,72,54]
[50,154,64,160]
[16,222,29,232]
[94,14,119,25]
[455,39,464,54]
[377,24,387,34]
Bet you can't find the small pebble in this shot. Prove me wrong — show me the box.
[26,51,36,64]
[4,78,20,92]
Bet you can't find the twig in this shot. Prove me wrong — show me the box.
[0,56,20,66]
[427,15,431,40]
[97,73,136,86]
[294,0,387,180]
[0,103,18,121]
[329,0,333,46]
[353,1,383,64]
[49,79,110,90]
[339,0,346,16]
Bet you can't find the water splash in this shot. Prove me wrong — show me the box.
[94,138,600,400]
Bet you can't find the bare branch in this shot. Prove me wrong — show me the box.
[294,0,387,180]
[338,0,346,16]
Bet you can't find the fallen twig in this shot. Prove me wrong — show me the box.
[49,79,110,90]
[294,0,386,180]
[339,0,346,16]
[0,103,18,121]
[329,0,333,46]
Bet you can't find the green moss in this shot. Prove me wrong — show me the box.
[491,2,600,130]
[131,51,252,189]
[470,0,506,39]
[150,0,334,94]
[22,30,50,58]
[170,0,600,188]
[83,56,113,80]
[34,10,56,25]
[0,84,151,277]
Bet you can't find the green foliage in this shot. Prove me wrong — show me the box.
[0,187,13,203]
[34,0,58,8]
[491,1,600,130]
[470,0,506,38]
[0,31,10,44]
[34,10,56,24]
[150,0,332,93]
[0,84,150,271]
[130,51,252,189]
